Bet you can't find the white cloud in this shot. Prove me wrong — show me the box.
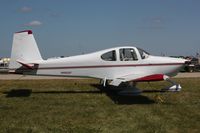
[143,16,165,24]
[50,12,61,18]
[138,16,166,30]
[24,20,42,27]
[151,17,164,24]
[20,6,32,13]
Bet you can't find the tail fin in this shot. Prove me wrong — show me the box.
[9,30,43,71]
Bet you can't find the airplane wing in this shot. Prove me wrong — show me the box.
[110,73,168,86]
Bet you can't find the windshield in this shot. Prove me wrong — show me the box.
[137,48,150,59]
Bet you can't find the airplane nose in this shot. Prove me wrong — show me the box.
[177,58,191,65]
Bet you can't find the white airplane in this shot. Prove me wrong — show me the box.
[9,30,188,95]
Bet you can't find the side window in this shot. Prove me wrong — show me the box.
[101,50,116,61]
[120,48,138,61]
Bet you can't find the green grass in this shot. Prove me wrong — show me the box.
[0,78,200,133]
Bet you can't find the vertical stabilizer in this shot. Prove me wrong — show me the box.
[9,30,43,71]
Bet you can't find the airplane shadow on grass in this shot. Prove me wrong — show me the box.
[3,89,100,97]
[3,84,159,104]
[4,89,32,97]
[92,84,156,104]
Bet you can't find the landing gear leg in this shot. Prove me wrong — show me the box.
[161,78,182,92]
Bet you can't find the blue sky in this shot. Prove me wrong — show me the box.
[0,0,200,58]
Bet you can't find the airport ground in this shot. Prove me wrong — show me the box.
[0,73,200,132]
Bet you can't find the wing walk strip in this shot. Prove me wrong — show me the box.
[9,63,184,71]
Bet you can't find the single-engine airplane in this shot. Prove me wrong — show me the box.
[9,30,189,95]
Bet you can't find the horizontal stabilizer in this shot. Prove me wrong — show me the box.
[16,60,39,69]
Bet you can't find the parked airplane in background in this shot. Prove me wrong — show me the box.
[9,30,188,95]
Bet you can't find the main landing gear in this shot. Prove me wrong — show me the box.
[100,78,182,96]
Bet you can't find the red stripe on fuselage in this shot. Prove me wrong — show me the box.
[10,63,184,71]
[38,63,184,70]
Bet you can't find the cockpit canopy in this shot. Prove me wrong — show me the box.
[101,47,150,61]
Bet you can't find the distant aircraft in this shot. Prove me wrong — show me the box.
[9,30,188,95]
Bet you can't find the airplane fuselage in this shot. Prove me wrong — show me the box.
[18,47,186,80]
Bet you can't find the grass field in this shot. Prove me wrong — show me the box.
[0,78,200,133]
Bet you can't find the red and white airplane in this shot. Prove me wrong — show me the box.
[9,30,188,94]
